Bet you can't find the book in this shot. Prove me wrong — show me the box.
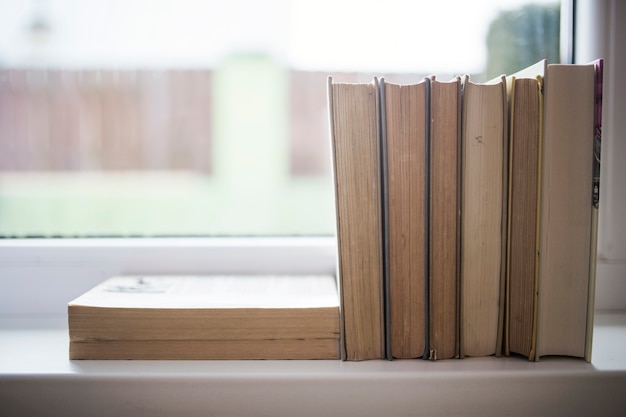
[428,76,461,361]
[379,77,429,359]
[505,74,543,360]
[459,75,507,358]
[68,275,340,360]
[537,62,596,361]
[327,77,386,360]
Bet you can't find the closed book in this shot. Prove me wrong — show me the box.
[380,77,429,359]
[536,62,596,361]
[505,74,543,360]
[428,76,461,361]
[68,275,340,360]
[460,75,507,358]
[328,77,385,360]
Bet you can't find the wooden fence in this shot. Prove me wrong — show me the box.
[0,69,214,172]
[0,69,407,176]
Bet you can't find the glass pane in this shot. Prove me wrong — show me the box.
[0,0,560,237]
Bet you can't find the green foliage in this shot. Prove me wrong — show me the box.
[486,3,560,79]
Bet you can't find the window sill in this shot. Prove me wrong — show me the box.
[1,311,625,417]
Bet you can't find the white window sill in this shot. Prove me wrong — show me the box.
[1,311,625,417]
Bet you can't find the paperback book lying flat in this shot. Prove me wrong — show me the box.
[68,275,341,360]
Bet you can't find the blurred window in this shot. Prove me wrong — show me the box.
[0,0,560,237]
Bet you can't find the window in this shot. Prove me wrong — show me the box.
[0,0,561,237]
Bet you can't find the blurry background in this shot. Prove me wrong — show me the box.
[0,0,560,237]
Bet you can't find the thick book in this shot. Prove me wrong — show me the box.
[459,75,507,358]
[536,61,597,361]
[380,78,429,359]
[505,74,543,360]
[68,275,340,360]
[328,77,386,361]
[428,76,461,361]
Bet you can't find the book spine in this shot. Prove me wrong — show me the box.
[586,59,604,362]
[504,77,515,358]
[497,75,509,358]
[379,78,392,361]
[458,77,466,360]
[455,77,462,361]
[531,75,543,362]
[423,78,431,360]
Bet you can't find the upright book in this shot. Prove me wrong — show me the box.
[68,275,341,360]
[428,76,461,360]
[328,77,386,360]
[536,61,597,361]
[380,77,429,359]
[505,73,543,360]
[459,75,507,358]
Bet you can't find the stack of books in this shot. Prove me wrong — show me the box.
[328,59,603,362]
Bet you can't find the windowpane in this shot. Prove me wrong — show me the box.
[0,0,559,237]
